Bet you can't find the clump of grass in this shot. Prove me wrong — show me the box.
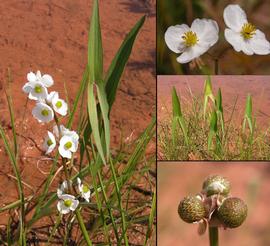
[158,76,270,160]
[0,0,156,245]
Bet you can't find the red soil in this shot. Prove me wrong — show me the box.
[0,0,156,241]
[158,162,270,246]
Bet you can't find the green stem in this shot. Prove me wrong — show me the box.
[209,226,219,246]
[214,59,219,75]
[75,210,93,246]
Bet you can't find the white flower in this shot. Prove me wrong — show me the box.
[43,131,56,154]
[50,92,68,116]
[58,133,79,159]
[57,194,79,214]
[223,4,270,55]
[53,125,78,139]
[57,180,73,197]
[22,81,48,101]
[22,71,54,100]
[32,102,54,123]
[77,178,91,202]
[165,18,219,63]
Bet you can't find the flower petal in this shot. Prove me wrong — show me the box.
[224,29,242,52]
[70,199,79,211]
[191,19,219,46]
[164,24,190,53]
[223,4,248,32]
[176,44,209,63]
[42,74,54,87]
[57,201,70,214]
[249,30,270,55]
[27,72,36,82]
[59,144,72,159]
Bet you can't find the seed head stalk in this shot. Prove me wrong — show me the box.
[209,226,219,246]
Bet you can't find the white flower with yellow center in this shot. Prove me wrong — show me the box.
[51,92,68,116]
[58,133,79,159]
[32,102,54,123]
[22,71,54,100]
[53,124,77,139]
[57,194,79,214]
[165,18,219,63]
[43,131,56,154]
[224,4,270,55]
[77,178,91,202]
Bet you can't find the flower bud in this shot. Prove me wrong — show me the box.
[217,197,248,228]
[202,175,231,197]
[178,196,207,223]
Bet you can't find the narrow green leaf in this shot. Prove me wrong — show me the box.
[105,16,145,111]
[208,111,218,150]
[96,83,110,159]
[172,86,182,117]
[204,76,215,119]
[88,0,103,83]
[216,88,225,135]
[88,83,106,164]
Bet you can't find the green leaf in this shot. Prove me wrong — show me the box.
[88,83,106,164]
[208,111,218,150]
[204,75,215,119]
[88,0,103,83]
[216,88,225,136]
[172,86,182,117]
[97,83,110,159]
[105,16,145,111]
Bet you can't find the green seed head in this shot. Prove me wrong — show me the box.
[64,199,72,207]
[47,139,53,146]
[41,109,49,116]
[55,100,62,108]
[34,85,42,93]
[178,196,207,223]
[64,141,72,149]
[202,175,231,197]
[217,197,248,228]
[82,184,89,193]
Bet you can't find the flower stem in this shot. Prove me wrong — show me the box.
[214,58,219,75]
[75,210,92,246]
[209,226,219,246]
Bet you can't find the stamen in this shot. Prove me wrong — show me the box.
[182,31,198,47]
[82,184,89,193]
[41,109,49,116]
[241,23,256,40]
[64,199,72,207]
[47,139,53,146]
[34,85,42,93]
[56,101,62,108]
[64,141,72,149]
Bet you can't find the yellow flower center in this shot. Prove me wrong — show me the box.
[34,85,42,93]
[64,141,72,149]
[55,101,62,108]
[47,139,53,146]
[64,199,72,207]
[241,23,256,40]
[41,109,49,116]
[182,31,198,47]
[82,184,89,193]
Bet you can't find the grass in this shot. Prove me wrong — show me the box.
[0,0,156,245]
[158,76,270,160]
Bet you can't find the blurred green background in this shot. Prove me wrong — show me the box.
[157,0,270,75]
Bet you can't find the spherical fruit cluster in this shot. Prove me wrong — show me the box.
[178,175,247,230]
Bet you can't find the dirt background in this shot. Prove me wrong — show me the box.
[0,0,156,242]
[158,75,270,128]
[158,162,270,246]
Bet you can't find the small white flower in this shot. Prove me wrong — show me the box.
[223,4,270,55]
[22,71,54,100]
[57,194,79,214]
[32,102,54,123]
[165,18,219,63]
[57,180,73,197]
[43,131,56,154]
[53,125,78,139]
[77,178,91,202]
[22,81,48,101]
[51,92,68,116]
[58,134,79,159]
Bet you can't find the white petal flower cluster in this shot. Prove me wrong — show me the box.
[164,4,270,63]
[23,71,78,159]
[57,179,91,214]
